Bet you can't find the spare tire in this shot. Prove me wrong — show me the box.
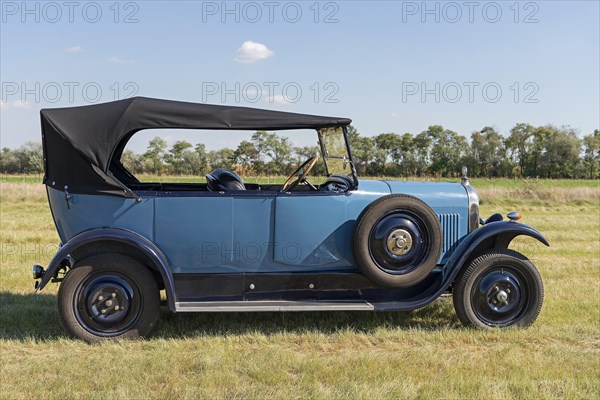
[353,194,443,288]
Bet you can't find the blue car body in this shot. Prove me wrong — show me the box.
[47,180,468,274]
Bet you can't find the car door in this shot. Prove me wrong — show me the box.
[154,191,276,274]
[154,193,234,273]
[230,192,276,272]
[273,192,354,271]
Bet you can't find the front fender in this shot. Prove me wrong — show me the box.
[368,221,549,311]
[36,228,176,311]
[443,221,549,282]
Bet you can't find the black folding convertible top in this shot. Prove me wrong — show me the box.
[40,96,352,197]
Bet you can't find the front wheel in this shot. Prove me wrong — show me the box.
[453,249,544,328]
[58,254,160,342]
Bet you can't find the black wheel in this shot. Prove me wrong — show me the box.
[353,194,443,288]
[453,249,544,328]
[58,254,160,342]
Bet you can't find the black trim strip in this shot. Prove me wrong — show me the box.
[172,271,444,304]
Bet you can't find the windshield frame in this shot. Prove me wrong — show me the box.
[317,126,359,189]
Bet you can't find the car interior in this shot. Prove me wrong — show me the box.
[111,127,356,195]
[117,157,354,194]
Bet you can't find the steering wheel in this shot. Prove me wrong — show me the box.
[281,154,319,192]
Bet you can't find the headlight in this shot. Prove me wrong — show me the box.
[466,185,480,232]
[32,264,45,279]
[461,169,479,232]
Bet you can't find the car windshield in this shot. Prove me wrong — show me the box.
[318,126,354,178]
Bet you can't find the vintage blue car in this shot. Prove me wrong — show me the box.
[33,97,547,342]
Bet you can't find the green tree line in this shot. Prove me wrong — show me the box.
[2,124,599,179]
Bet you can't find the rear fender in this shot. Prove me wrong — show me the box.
[36,228,176,311]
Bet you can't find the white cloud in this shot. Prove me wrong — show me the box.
[234,41,273,64]
[243,87,261,98]
[240,88,292,105]
[65,45,83,53]
[1,100,31,110]
[240,87,292,104]
[108,56,134,64]
[13,100,31,109]
[265,95,291,105]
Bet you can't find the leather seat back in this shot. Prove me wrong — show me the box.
[206,168,246,191]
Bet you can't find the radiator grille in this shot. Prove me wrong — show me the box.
[437,213,460,254]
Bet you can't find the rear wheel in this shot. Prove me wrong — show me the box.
[58,254,160,342]
[453,249,544,328]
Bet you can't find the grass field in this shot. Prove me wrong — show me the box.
[0,177,599,399]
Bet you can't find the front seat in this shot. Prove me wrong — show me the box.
[206,168,246,191]
[321,174,354,193]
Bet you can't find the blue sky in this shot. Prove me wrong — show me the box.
[1,0,599,152]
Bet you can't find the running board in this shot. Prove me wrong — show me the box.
[175,300,375,312]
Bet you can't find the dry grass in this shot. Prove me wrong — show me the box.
[0,180,599,399]
[479,185,600,204]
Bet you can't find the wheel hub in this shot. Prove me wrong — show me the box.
[88,284,130,322]
[487,282,517,310]
[386,229,413,256]
[370,212,427,274]
[496,289,508,303]
[472,268,526,325]
[82,278,133,326]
